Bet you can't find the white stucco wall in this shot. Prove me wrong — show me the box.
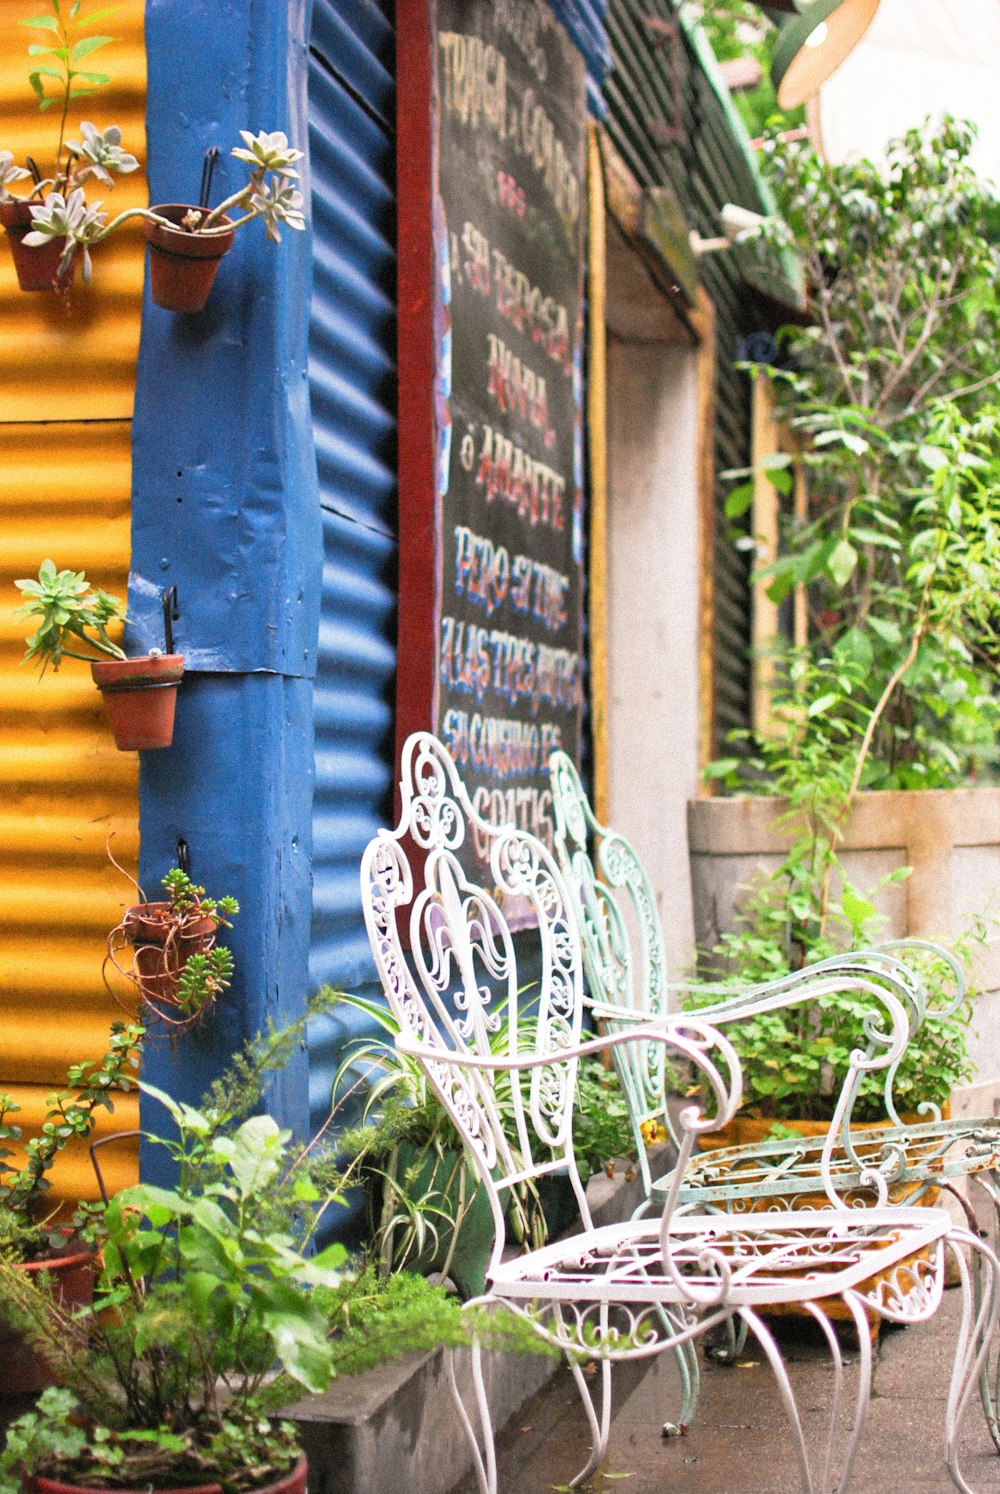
[605,337,701,979]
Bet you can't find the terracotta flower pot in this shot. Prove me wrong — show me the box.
[4,1245,95,1394]
[89,654,184,751]
[143,204,236,312]
[30,1451,308,1494]
[0,198,75,292]
[122,900,219,1010]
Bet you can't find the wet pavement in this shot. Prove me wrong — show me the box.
[452,1290,1000,1493]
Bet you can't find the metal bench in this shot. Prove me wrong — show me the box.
[360,732,999,1493]
[548,747,1000,1439]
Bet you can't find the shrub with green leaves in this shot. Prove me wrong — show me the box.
[695,120,1000,1118]
[0,1000,540,1494]
[0,1021,142,1254]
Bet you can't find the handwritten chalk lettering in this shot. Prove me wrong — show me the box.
[440,615,491,702]
[535,641,582,711]
[540,722,563,763]
[509,554,568,631]
[496,170,526,218]
[461,221,491,295]
[486,334,553,444]
[492,249,570,373]
[476,424,565,531]
[493,0,547,82]
[472,784,554,856]
[487,629,582,713]
[519,88,580,229]
[454,525,510,618]
[455,526,568,633]
[444,708,541,781]
[439,33,507,137]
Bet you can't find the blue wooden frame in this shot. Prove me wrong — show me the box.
[131,0,320,1158]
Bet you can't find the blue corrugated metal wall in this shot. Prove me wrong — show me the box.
[304,0,610,1134]
[306,0,398,1128]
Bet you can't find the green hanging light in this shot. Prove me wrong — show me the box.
[769,0,880,110]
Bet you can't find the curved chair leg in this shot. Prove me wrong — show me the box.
[943,1230,1000,1494]
[739,1306,817,1494]
[565,1353,610,1488]
[447,1341,496,1494]
[813,1293,873,1494]
[966,1173,1000,1454]
[659,1311,701,1437]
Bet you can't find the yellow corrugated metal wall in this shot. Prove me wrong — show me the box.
[0,0,147,1205]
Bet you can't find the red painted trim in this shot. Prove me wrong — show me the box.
[394,0,438,813]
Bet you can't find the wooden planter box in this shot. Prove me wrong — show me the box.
[687,788,1000,1120]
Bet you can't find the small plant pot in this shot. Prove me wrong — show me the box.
[29,1451,308,1494]
[143,204,236,312]
[122,899,219,1011]
[0,198,75,292]
[90,654,185,751]
[377,1142,496,1301]
[4,1246,95,1394]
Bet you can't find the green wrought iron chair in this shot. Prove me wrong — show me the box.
[548,749,1000,1438]
[360,732,1000,1493]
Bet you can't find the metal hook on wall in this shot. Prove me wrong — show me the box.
[199,146,220,210]
[161,585,179,655]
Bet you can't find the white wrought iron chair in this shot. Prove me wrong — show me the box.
[548,747,1000,1437]
[360,732,999,1494]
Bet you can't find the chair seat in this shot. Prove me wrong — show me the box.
[488,1206,950,1311]
[656,1117,1000,1212]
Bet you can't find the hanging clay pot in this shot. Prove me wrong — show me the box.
[0,198,75,292]
[90,653,185,751]
[142,204,236,312]
[120,899,219,1015]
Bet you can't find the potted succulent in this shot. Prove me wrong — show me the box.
[104,865,240,1034]
[0,0,138,291]
[23,128,306,311]
[0,1021,143,1393]
[137,130,306,312]
[15,560,184,751]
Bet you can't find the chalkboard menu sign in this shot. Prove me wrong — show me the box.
[396,0,588,858]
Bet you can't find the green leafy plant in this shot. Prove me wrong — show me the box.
[0,1090,346,1494]
[0,1022,142,1256]
[24,128,306,284]
[105,865,240,1031]
[691,120,1000,1120]
[0,997,541,1494]
[16,559,128,673]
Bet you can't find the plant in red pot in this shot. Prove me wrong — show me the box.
[0,1,139,292]
[104,866,240,1035]
[24,129,306,312]
[0,1077,345,1494]
[138,130,306,313]
[15,560,184,751]
[0,1022,143,1393]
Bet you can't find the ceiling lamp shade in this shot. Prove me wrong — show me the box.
[771,0,880,109]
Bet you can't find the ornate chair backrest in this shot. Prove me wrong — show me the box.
[548,750,673,1195]
[360,733,747,1281]
[360,732,593,1279]
[548,750,924,1207]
